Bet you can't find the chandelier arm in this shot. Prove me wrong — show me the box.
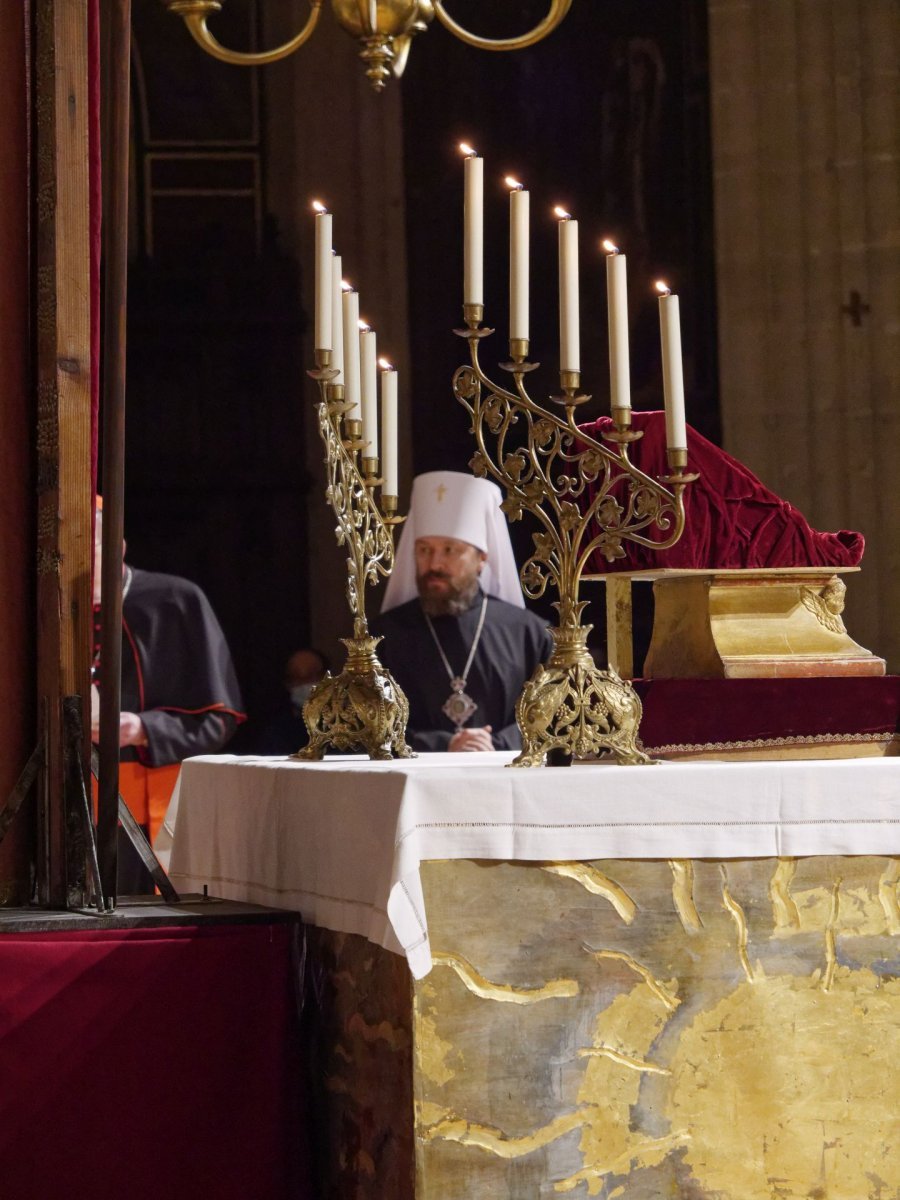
[432,0,572,51]
[178,3,323,67]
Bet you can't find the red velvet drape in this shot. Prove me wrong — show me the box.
[89,0,100,533]
[0,922,311,1200]
[0,0,34,900]
[581,411,864,572]
[635,676,900,750]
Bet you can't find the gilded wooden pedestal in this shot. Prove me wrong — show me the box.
[638,567,885,678]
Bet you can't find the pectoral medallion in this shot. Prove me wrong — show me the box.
[442,678,478,729]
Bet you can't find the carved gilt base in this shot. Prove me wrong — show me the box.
[295,633,415,761]
[513,625,650,767]
[641,567,885,679]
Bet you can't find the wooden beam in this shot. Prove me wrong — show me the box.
[34,0,93,907]
[97,0,131,904]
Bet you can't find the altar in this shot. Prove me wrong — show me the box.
[165,753,900,1200]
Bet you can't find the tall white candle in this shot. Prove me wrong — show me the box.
[359,324,378,458]
[657,283,687,450]
[379,359,398,496]
[506,178,529,341]
[331,254,344,384]
[603,241,631,412]
[341,287,360,419]
[556,208,580,371]
[461,145,483,306]
[312,203,332,352]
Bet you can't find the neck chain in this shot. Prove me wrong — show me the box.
[424,594,488,729]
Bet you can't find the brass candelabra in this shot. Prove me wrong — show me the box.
[296,352,414,760]
[454,306,697,767]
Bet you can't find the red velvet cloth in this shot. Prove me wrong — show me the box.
[89,0,100,530]
[634,676,900,749]
[580,411,864,572]
[0,923,311,1200]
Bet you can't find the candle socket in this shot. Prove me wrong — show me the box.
[327,382,345,404]
[342,417,364,452]
[612,405,632,430]
[666,446,689,473]
[315,348,332,369]
[464,302,484,329]
[362,455,380,483]
[381,494,398,518]
[509,337,529,362]
[559,369,580,394]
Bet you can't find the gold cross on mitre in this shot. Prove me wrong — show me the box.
[436,484,447,502]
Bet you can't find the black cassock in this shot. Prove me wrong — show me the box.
[374,589,552,751]
[119,566,245,765]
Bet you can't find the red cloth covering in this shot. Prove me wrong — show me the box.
[634,676,900,750]
[0,923,311,1200]
[580,411,864,572]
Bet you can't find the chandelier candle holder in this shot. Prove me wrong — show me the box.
[165,0,573,92]
[454,151,698,767]
[297,204,413,761]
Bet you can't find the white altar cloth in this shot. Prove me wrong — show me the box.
[163,752,900,978]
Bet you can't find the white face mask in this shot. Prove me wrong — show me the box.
[290,683,316,709]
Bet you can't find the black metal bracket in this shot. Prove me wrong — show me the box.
[89,749,180,905]
[0,740,44,849]
[63,696,106,912]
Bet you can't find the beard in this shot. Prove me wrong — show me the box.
[417,570,481,617]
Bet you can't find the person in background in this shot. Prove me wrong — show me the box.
[374,471,551,752]
[255,648,330,755]
[91,499,244,889]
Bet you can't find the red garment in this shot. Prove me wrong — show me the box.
[580,411,864,572]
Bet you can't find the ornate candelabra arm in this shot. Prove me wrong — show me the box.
[296,355,413,763]
[166,1,323,67]
[433,0,572,50]
[453,305,699,770]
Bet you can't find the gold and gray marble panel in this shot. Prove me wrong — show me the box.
[414,856,900,1199]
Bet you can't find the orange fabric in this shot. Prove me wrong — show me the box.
[118,762,181,842]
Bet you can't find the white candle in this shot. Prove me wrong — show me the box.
[331,254,344,384]
[506,178,529,341]
[379,359,398,496]
[461,145,483,306]
[312,203,332,352]
[341,286,360,419]
[603,241,631,411]
[556,208,579,371]
[657,282,687,450]
[359,324,378,458]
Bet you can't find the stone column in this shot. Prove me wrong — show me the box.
[708,0,900,668]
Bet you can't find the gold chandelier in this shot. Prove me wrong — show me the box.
[165,1,573,91]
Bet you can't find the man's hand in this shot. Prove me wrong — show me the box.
[448,725,494,752]
[119,712,148,748]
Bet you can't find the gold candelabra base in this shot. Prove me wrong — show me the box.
[512,625,652,767]
[294,624,414,762]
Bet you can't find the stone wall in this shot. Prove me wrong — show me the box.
[708,0,900,668]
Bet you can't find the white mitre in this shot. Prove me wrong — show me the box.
[381,470,525,612]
